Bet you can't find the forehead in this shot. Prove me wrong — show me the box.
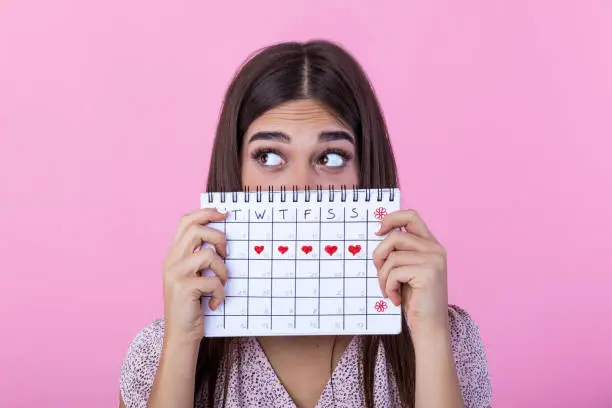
[247,99,349,133]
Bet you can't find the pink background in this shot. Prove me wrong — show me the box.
[1,1,611,407]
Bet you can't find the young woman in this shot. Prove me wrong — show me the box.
[119,40,492,408]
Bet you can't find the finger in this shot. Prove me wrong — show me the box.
[187,276,226,310]
[377,251,427,298]
[176,224,227,259]
[372,230,429,270]
[172,248,228,284]
[376,209,435,242]
[384,265,430,307]
[174,208,227,244]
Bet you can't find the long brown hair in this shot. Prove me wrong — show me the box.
[200,40,415,407]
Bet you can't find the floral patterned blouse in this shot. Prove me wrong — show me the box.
[120,305,492,407]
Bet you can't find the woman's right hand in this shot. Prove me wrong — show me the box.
[162,208,228,344]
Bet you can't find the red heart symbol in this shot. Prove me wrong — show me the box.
[301,245,313,254]
[254,245,264,254]
[348,245,361,255]
[278,245,288,254]
[324,245,338,256]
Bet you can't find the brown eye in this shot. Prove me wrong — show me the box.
[318,152,345,167]
[255,151,283,166]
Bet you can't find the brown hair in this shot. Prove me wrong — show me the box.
[200,40,415,407]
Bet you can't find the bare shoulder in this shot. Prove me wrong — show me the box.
[119,318,165,408]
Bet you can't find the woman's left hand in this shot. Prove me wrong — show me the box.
[372,209,449,331]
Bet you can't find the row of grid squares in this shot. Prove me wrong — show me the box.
[205,314,400,333]
[223,221,382,242]
[226,241,376,260]
[223,276,383,297]
[219,206,380,223]
[224,260,380,279]
[204,297,398,316]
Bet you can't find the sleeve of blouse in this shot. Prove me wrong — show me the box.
[448,305,493,408]
[119,318,165,408]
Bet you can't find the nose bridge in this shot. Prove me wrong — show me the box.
[289,159,314,189]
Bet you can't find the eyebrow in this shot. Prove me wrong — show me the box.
[248,131,354,145]
[248,132,290,144]
[318,131,354,144]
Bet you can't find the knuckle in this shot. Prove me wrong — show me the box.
[371,246,380,258]
[405,209,419,222]
[201,247,215,258]
[389,230,402,240]
[430,243,446,256]
[184,225,198,240]
[386,251,397,266]
[208,229,224,244]
[429,252,445,267]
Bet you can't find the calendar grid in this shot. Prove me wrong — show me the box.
[201,188,402,337]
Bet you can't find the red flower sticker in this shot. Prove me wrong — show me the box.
[374,300,388,313]
[374,207,387,220]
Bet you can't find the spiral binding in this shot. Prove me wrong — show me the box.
[206,185,396,203]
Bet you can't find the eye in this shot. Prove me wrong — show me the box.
[253,150,284,167]
[318,151,348,168]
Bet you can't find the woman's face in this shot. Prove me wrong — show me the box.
[241,99,359,189]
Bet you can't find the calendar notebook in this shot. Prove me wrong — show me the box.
[200,187,402,337]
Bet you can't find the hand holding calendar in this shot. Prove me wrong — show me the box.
[373,209,450,332]
[159,186,449,340]
[160,208,230,342]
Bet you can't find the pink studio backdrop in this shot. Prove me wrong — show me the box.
[1,1,611,407]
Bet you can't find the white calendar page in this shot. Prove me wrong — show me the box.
[200,188,402,337]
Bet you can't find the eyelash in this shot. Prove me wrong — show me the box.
[250,148,353,167]
[317,148,353,165]
[251,147,283,166]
